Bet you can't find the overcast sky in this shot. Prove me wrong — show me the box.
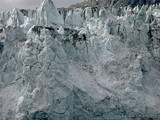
[0,0,84,11]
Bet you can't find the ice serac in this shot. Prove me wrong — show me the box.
[37,0,64,27]
[0,0,160,120]
[7,8,24,26]
[65,8,84,28]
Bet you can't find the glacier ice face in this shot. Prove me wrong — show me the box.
[0,0,160,119]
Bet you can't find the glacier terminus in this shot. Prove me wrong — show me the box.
[0,0,160,119]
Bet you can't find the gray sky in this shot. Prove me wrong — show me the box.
[0,0,84,11]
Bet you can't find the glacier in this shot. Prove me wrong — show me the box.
[0,0,160,119]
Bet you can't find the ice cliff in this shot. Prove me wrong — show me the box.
[0,0,160,119]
